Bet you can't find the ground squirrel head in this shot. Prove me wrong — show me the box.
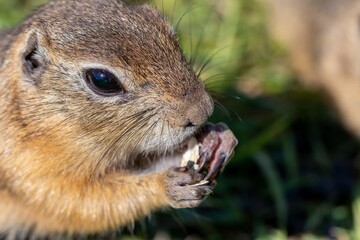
[1,0,213,170]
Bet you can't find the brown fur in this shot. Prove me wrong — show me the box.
[0,0,214,237]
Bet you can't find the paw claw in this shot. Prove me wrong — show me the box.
[166,168,212,208]
[195,123,238,183]
[166,123,238,209]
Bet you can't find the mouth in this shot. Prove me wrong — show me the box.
[141,123,238,181]
[178,123,238,181]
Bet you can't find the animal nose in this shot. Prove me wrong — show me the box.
[179,93,214,128]
[184,121,195,128]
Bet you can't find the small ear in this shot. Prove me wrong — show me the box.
[22,30,46,83]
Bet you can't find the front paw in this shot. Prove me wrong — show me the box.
[165,167,215,208]
[197,122,238,182]
[165,122,238,209]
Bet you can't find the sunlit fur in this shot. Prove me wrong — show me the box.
[0,0,213,237]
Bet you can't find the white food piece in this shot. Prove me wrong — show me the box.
[191,180,209,186]
[181,137,201,170]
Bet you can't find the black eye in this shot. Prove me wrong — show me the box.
[85,69,124,96]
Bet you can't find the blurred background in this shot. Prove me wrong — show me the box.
[1,0,360,239]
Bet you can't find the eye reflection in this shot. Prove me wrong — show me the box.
[85,69,124,96]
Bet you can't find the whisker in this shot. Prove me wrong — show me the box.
[202,73,227,82]
[128,117,159,165]
[74,107,157,178]
[214,100,231,119]
[209,90,244,102]
[212,96,243,123]
[189,7,213,67]
[196,46,231,78]
[161,0,164,17]
[171,0,177,25]
[88,118,150,180]
[174,4,199,33]
[93,108,159,172]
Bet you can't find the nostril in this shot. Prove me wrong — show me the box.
[184,120,195,128]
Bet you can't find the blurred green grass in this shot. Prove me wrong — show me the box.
[1,0,360,239]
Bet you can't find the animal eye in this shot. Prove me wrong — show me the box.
[85,69,124,96]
